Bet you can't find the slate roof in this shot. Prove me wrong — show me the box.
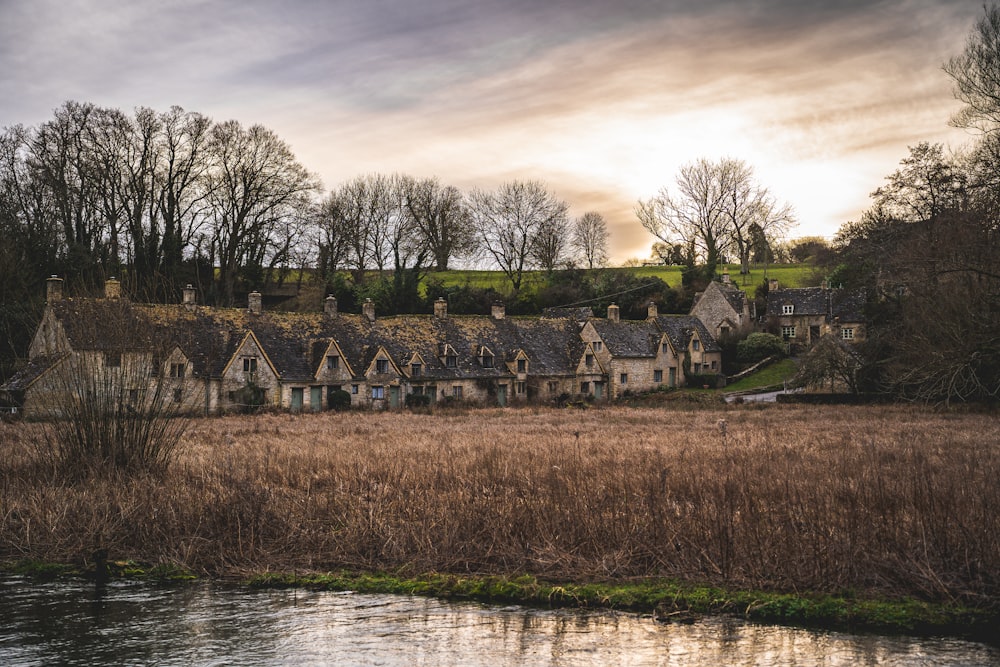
[590,319,658,357]
[654,315,722,353]
[766,287,866,321]
[0,354,68,392]
[716,282,748,313]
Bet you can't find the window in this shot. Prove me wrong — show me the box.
[620,373,628,385]
[412,386,424,395]
[720,326,730,337]
[711,360,718,371]
[782,326,796,339]
[446,354,457,368]
[593,341,603,352]
[452,385,463,398]
[351,384,359,395]
[326,355,339,370]
[548,381,558,394]
[782,304,794,315]
[170,363,185,378]
[654,370,663,383]
[482,353,494,368]
[243,357,258,373]
[516,381,526,394]
[372,386,385,399]
[580,382,590,394]
[585,354,594,367]
[106,351,121,367]
[376,359,389,374]
[411,363,422,376]
[173,388,182,403]
[662,343,670,354]
[692,340,700,351]
[842,328,855,340]
[517,359,526,373]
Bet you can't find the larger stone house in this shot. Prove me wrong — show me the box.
[764,279,866,349]
[690,273,754,340]
[2,278,725,416]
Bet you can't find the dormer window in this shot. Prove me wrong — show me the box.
[517,359,526,373]
[326,355,339,370]
[585,354,594,367]
[243,357,258,373]
[376,359,389,374]
[661,342,670,354]
[593,341,603,352]
[481,351,494,368]
[411,363,422,376]
[446,354,457,368]
[692,340,700,351]
[782,304,794,315]
[170,363,185,378]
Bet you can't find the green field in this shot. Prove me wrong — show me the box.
[426,263,820,293]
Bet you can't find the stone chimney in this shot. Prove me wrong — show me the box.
[248,291,262,315]
[647,301,658,319]
[768,278,779,292]
[722,271,731,284]
[104,277,121,300]
[46,275,63,303]
[607,303,620,323]
[491,301,506,320]
[182,284,197,308]
[433,297,448,320]
[363,298,376,322]
[324,294,338,319]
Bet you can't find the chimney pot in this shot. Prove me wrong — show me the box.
[363,298,376,322]
[248,291,262,315]
[433,297,448,319]
[607,303,620,323]
[722,271,731,284]
[182,284,197,307]
[46,276,64,303]
[104,277,121,300]
[647,301,658,320]
[324,294,338,318]
[768,278,779,292]
[491,302,505,320]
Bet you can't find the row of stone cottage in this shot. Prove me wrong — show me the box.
[2,277,724,416]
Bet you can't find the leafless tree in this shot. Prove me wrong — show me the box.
[571,211,609,269]
[944,3,1000,132]
[206,120,320,305]
[401,176,474,271]
[468,180,568,292]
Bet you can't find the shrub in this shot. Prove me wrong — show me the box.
[405,393,431,409]
[737,333,786,363]
[328,389,352,411]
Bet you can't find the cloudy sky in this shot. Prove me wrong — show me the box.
[0,0,985,262]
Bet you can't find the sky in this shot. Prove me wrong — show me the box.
[0,0,986,263]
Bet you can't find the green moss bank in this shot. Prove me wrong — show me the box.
[7,560,990,642]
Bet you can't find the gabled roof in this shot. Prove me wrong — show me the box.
[0,354,68,392]
[654,315,722,353]
[766,287,866,322]
[589,318,658,358]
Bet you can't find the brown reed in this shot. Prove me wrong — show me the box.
[1,404,998,608]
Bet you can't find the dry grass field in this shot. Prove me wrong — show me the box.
[2,404,998,610]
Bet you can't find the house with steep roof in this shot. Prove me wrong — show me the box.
[765,279,866,349]
[690,273,754,340]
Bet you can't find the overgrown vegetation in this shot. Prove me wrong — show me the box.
[2,406,997,630]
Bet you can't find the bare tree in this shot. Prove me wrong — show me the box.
[571,211,609,269]
[636,158,731,275]
[206,120,320,305]
[401,176,474,271]
[468,180,568,292]
[945,3,1000,132]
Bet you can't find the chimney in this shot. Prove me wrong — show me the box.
[363,298,376,322]
[433,297,448,319]
[182,284,197,307]
[491,301,506,320]
[768,278,779,292]
[647,301,658,320]
[722,271,731,284]
[324,294,338,319]
[248,291,262,315]
[46,275,64,303]
[607,303,620,323]
[104,277,121,300]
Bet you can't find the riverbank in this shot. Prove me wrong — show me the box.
[2,405,998,640]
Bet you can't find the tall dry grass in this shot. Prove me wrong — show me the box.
[1,405,998,608]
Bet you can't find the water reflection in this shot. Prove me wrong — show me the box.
[1,576,996,666]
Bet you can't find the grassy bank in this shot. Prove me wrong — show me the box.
[2,405,998,637]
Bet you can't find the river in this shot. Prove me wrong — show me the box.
[1,576,996,666]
